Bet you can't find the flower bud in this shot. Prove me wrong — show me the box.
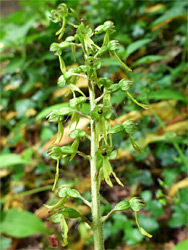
[69,129,86,139]
[119,79,132,91]
[108,124,124,134]
[114,200,130,212]
[129,197,145,212]
[123,120,137,134]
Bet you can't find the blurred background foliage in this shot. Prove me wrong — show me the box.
[0,0,187,249]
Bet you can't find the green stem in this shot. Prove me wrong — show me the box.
[89,80,105,250]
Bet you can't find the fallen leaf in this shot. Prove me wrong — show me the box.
[168,177,188,197]
[145,4,165,13]
[26,108,37,117]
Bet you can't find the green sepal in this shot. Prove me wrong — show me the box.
[49,213,62,223]
[129,197,145,212]
[48,145,62,160]
[102,157,113,187]
[126,91,148,109]
[113,51,132,71]
[106,83,120,93]
[108,40,119,51]
[95,46,109,57]
[60,146,77,155]
[135,212,152,238]
[113,200,130,212]
[58,187,81,199]
[68,84,86,97]
[58,55,66,74]
[108,124,124,134]
[50,41,71,54]
[119,79,133,91]
[55,118,64,144]
[52,158,60,191]
[69,138,79,161]
[69,111,80,129]
[69,96,86,108]
[123,120,137,134]
[129,134,145,154]
[60,215,69,246]
[95,21,114,35]
[47,107,73,122]
[69,129,86,139]
[98,77,113,88]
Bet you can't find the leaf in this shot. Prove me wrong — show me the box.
[151,5,187,30]
[0,235,12,250]
[172,239,188,250]
[59,207,81,218]
[126,39,152,57]
[0,209,48,238]
[36,103,69,120]
[148,89,187,103]
[132,55,164,67]
[0,154,36,168]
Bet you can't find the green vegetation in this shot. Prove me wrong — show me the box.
[0,1,187,250]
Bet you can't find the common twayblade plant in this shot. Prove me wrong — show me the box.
[45,3,152,249]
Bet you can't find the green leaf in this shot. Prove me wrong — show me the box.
[132,55,164,67]
[36,103,69,120]
[148,89,187,103]
[59,206,81,218]
[114,200,130,212]
[126,39,152,57]
[0,209,48,238]
[0,154,36,168]
[168,205,187,228]
[172,239,188,250]
[0,235,12,250]
[151,6,187,28]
